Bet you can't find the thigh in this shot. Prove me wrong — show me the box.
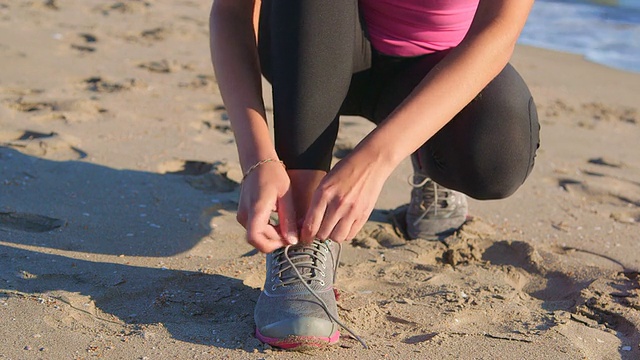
[259,0,371,81]
[257,0,372,171]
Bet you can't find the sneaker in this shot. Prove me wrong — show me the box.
[254,239,341,349]
[406,155,468,239]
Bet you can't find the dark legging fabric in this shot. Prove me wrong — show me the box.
[258,0,540,200]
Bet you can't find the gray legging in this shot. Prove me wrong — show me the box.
[257,0,540,200]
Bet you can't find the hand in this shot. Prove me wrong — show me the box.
[236,161,298,253]
[300,151,394,244]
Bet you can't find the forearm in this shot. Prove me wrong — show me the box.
[209,0,277,171]
[356,0,534,170]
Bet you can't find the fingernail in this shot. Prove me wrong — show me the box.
[287,234,298,245]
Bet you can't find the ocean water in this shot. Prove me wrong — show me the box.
[519,0,640,73]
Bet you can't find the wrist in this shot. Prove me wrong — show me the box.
[231,112,280,173]
[353,133,403,174]
[242,158,285,182]
[349,139,398,178]
[239,147,280,173]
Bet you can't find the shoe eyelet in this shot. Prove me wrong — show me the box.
[270,276,276,282]
[319,271,325,277]
[271,285,277,291]
[319,280,325,286]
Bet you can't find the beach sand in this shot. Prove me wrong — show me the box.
[1,1,639,359]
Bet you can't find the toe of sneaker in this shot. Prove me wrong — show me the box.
[256,317,339,348]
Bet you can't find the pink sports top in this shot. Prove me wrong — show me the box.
[359,0,480,57]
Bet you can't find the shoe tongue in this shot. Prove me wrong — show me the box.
[278,242,324,283]
[413,178,451,210]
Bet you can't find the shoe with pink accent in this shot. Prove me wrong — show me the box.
[254,239,341,349]
[406,154,468,239]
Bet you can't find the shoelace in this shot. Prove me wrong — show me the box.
[407,175,454,226]
[279,241,368,349]
[271,245,328,288]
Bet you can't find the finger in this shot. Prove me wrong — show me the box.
[301,194,327,244]
[247,224,285,253]
[346,215,367,242]
[277,188,299,245]
[247,202,287,252]
[317,195,356,240]
[327,218,353,243]
[315,203,343,241]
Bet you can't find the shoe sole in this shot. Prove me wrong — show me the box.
[255,328,340,350]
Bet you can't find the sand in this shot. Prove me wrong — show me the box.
[1,1,639,359]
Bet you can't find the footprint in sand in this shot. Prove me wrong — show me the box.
[26,0,58,11]
[558,175,640,207]
[610,210,640,224]
[158,160,241,192]
[94,0,151,15]
[0,130,88,161]
[540,98,575,120]
[480,240,621,327]
[195,104,230,133]
[580,156,640,223]
[538,99,638,126]
[78,33,97,43]
[4,98,55,112]
[481,238,638,342]
[574,271,640,343]
[352,223,406,249]
[82,76,143,93]
[581,102,638,124]
[122,26,172,44]
[587,156,624,168]
[70,44,95,53]
[195,104,227,117]
[213,123,232,134]
[178,74,217,90]
[335,217,636,348]
[138,59,192,74]
[44,0,58,10]
[4,97,107,123]
[68,33,98,53]
[140,27,170,41]
[0,87,45,96]
[0,212,65,233]
[557,156,640,225]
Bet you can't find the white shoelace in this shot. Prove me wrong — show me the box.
[407,175,456,225]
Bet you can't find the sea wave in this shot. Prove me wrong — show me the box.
[519,0,640,73]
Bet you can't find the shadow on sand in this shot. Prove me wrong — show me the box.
[0,146,239,257]
[0,147,263,349]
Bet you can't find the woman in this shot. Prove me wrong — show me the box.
[210,0,539,349]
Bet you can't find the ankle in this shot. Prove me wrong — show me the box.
[288,169,326,215]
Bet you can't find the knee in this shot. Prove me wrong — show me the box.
[452,151,534,201]
[422,145,534,201]
[464,180,520,201]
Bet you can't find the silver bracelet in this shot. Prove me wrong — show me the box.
[242,158,285,182]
